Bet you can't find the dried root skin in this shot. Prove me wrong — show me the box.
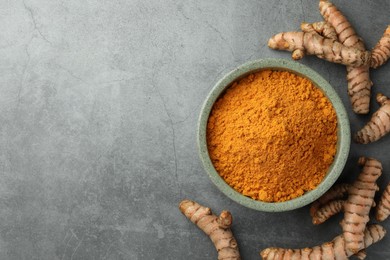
[319,0,371,114]
[179,200,241,260]
[301,21,337,40]
[292,49,305,60]
[355,249,367,260]
[376,183,390,221]
[312,199,345,225]
[268,32,370,67]
[371,26,390,69]
[218,210,233,229]
[300,22,318,34]
[342,158,382,255]
[319,0,365,49]
[346,65,372,114]
[355,93,390,144]
[310,183,350,217]
[260,224,386,260]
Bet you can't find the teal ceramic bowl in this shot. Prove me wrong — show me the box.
[197,59,350,212]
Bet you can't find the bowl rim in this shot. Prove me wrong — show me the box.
[197,58,351,212]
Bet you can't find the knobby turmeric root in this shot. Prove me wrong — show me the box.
[298,21,337,60]
[371,26,390,69]
[355,93,390,144]
[260,224,386,260]
[312,199,376,226]
[179,199,241,260]
[345,65,372,114]
[301,21,337,40]
[268,0,372,113]
[376,183,390,222]
[341,157,382,255]
[355,250,367,260]
[319,0,372,114]
[310,183,350,217]
[268,31,370,67]
[319,0,364,49]
[260,157,384,259]
[312,199,345,225]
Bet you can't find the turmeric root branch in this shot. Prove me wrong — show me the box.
[376,182,390,222]
[179,199,241,260]
[310,183,350,217]
[355,249,367,260]
[342,157,382,254]
[346,65,372,114]
[298,21,337,60]
[319,0,372,114]
[319,0,365,49]
[355,93,390,144]
[260,224,386,259]
[301,21,337,40]
[371,26,390,69]
[268,32,370,67]
[312,199,345,225]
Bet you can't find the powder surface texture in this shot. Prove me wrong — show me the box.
[207,70,338,202]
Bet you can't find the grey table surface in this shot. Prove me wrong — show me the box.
[1,0,389,259]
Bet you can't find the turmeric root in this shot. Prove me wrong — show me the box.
[179,199,241,260]
[341,157,382,255]
[371,26,390,69]
[376,182,390,222]
[311,183,376,225]
[301,21,337,40]
[319,0,364,48]
[319,0,372,114]
[268,32,370,66]
[297,21,337,60]
[260,224,386,260]
[355,93,390,144]
[310,183,350,217]
[355,249,367,260]
[312,199,345,225]
[346,65,372,114]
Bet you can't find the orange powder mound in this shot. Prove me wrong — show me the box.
[207,70,338,202]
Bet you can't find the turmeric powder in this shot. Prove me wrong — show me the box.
[207,70,338,202]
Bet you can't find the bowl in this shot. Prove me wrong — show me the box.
[197,58,350,212]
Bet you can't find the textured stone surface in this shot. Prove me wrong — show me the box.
[0,0,389,259]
